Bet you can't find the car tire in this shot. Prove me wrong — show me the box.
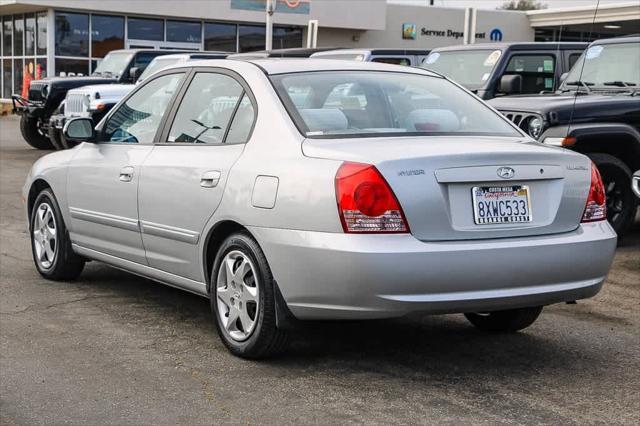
[210,232,289,359]
[587,153,638,236]
[464,306,543,332]
[20,115,54,150]
[47,125,64,150]
[30,188,85,280]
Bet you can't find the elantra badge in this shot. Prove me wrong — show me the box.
[497,167,515,179]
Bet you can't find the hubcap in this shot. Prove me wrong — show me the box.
[604,178,624,224]
[33,202,57,269]
[216,250,259,342]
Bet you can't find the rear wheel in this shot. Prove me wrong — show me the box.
[20,115,54,150]
[30,188,85,280]
[210,232,288,359]
[588,153,638,236]
[465,306,543,332]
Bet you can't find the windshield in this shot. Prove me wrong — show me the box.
[421,50,502,89]
[138,57,182,83]
[271,71,520,138]
[92,52,134,78]
[561,42,640,90]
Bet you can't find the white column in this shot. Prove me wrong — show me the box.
[46,8,55,77]
[463,8,477,45]
[265,0,275,51]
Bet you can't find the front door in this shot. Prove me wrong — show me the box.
[138,70,256,281]
[66,72,187,264]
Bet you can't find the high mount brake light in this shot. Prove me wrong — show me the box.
[581,162,607,223]
[335,162,409,233]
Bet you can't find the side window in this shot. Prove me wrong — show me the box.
[568,53,582,70]
[134,52,159,71]
[225,94,256,144]
[504,54,556,93]
[104,73,184,143]
[371,57,411,66]
[168,72,244,144]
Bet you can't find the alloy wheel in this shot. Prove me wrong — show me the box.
[216,250,260,342]
[604,179,624,225]
[33,202,57,269]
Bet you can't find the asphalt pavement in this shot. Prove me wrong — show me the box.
[1,115,639,425]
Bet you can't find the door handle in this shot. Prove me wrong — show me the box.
[200,170,221,188]
[119,166,135,182]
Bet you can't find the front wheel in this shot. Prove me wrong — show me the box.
[20,115,54,150]
[465,306,543,332]
[587,153,638,236]
[30,188,85,280]
[210,232,288,359]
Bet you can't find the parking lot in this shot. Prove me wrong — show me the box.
[0,114,639,424]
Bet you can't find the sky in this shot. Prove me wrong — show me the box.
[387,0,634,9]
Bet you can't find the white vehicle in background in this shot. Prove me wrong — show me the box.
[49,52,228,149]
[310,48,430,66]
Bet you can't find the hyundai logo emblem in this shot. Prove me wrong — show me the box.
[497,167,515,179]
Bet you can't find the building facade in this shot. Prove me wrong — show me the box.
[1,0,638,100]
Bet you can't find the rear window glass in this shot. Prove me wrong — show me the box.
[270,71,520,138]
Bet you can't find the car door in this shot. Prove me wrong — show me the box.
[501,52,558,94]
[66,71,186,264]
[138,69,256,281]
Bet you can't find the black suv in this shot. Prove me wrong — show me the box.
[12,49,193,150]
[489,36,640,235]
[422,42,587,100]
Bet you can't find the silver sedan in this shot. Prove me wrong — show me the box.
[23,59,617,358]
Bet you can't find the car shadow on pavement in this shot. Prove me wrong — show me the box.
[74,261,606,380]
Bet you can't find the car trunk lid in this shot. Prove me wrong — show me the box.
[303,136,591,241]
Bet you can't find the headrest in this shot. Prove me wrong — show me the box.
[300,108,349,133]
[405,109,460,132]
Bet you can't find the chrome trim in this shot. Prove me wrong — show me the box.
[69,207,139,232]
[72,244,208,297]
[140,220,200,244]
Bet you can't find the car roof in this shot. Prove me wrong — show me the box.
[185,58,441,76]
[431,42,588,53]
[591,35,639,45]
[313,48,430,56]
[152,52,229,60]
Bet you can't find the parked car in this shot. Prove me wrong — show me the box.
[488,36,640,235]
[422,42,587,100]
[12,49,199,150]
[311,48,430,66]
[228,47,339,60]
[24,59,616,358]
[48,52,229,150]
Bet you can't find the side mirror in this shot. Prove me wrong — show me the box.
[499,74,523,95]
[63,117,96,143]
[559,72,569,84]
[129,67,141,82]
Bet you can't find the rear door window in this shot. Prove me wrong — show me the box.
[503,54,556,93]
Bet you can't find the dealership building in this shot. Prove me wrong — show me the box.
[0,0,638,100]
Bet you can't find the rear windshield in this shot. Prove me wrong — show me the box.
[270,71,520,138]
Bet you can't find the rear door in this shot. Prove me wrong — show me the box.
[138,69,256,281]
[66,72,186,263]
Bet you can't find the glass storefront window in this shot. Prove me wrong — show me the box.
[14,15,24,56]
[13,58,24,96]
[204,23,237,52]
[167,20,201,43]
[239,25,265,53]
[273,26,302,50]
[3,16,13,57]
[36,12,47,55]
[91,15,125,58]
[128,18,164,41]
[55,12,89,57]
[2,59,11,98]
[25,14,35,56]
[36,57,47,79]
[55,58,89,77]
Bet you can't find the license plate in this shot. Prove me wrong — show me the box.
[472,185,532,225]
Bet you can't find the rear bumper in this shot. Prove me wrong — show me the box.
[249,222,617,320]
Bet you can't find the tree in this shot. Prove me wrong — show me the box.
[499,0,547,10]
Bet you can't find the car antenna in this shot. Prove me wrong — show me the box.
[567,0,600,137]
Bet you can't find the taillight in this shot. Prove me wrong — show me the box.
[335,162,409,233]
[581,162,606,223]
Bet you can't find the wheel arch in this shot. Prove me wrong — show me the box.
[569,125,640,172]
[202,220,252,293]
[27,178,52,222]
